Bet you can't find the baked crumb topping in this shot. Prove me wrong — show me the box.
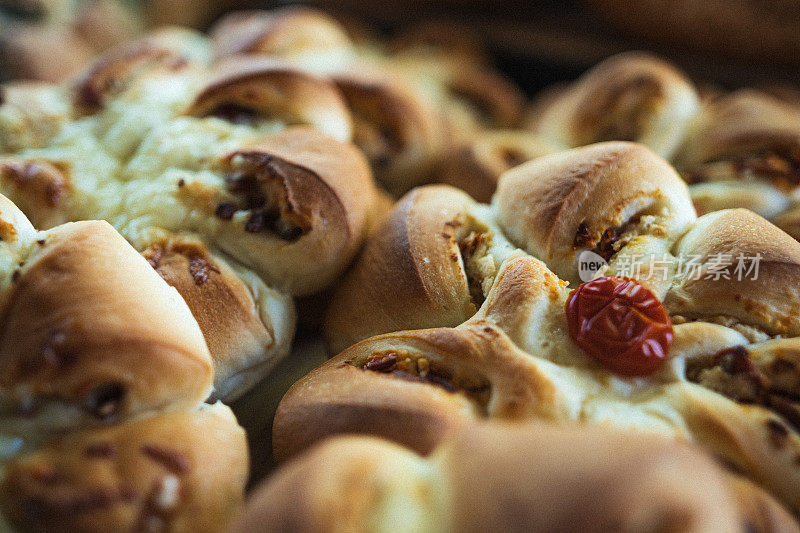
[687,345,800,441]
[359,350,491,409]
[686,148,800,191]
[214,155,311,241]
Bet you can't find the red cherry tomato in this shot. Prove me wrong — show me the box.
[565,276,672,377]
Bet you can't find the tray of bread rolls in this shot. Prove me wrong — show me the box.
[1,2,800,532]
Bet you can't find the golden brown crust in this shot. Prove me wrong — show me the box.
[71,27,204,113]
[365,187,394,236]
[446,423,745,532]
[184,56,352,142]
[323,185,481,354]
[284,248,800,515]
[534,52,700,159]
[726,473,800,533]
[141,234,295,402]
[675,90,800,167]
[333,69,447,196]
[774,205,800,242]
[673,90,800,225]
[494,141,696,284]
[244,423,755,533]
[210,7,354,69]
[276,320,566,461]
[666,209,800,337]
[0,220,212,437]
[668,383,800,516]
[0,158,72,229]
[201,126,375,297]
[440,62,527,132]
[439,129,556,202]
[1,403,248,533]
[236,436,438,533]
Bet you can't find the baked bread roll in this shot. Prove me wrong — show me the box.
[210,7,356,76]
[279,242,800,514]
[0,195,212,440]
[386,19,524,136]
[0,0,141,83]
[439,129,557,202]
[250,422,796,532]
[533,52,700,160]
[296,139,800,514]
[664,208,800,337]
[141,233,295,402]
[332,68,449,196]
[209,8,529,196]
[0,157,71,229]
[324,184,516,353]
[773,206,800,242]
[673,90,800,220]
[0,25,94,83]
[199,127,375,296]
[494,141,696,290]
[1,402,248,533]
[326,141,694,351]
[72,26,211,115]
[0,26,381,400]
[184,56,352,142]
[392,53,526,141]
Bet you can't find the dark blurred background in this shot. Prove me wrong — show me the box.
[2,0,798,92]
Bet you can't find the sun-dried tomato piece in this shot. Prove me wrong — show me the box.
[566,276,672,376]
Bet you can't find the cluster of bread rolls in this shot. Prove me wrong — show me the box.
[0,22,384,403]
[208,8,549,200]
[3,5,800,531]
[0,0,254,82]
[277,141,800,522]
[240,422,797,533]
[528,52,800,242]
[0,193,248,532]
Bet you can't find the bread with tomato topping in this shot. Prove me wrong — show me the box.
[281,241,800,515]
[324,142,696,351]
[247,422,796,532]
